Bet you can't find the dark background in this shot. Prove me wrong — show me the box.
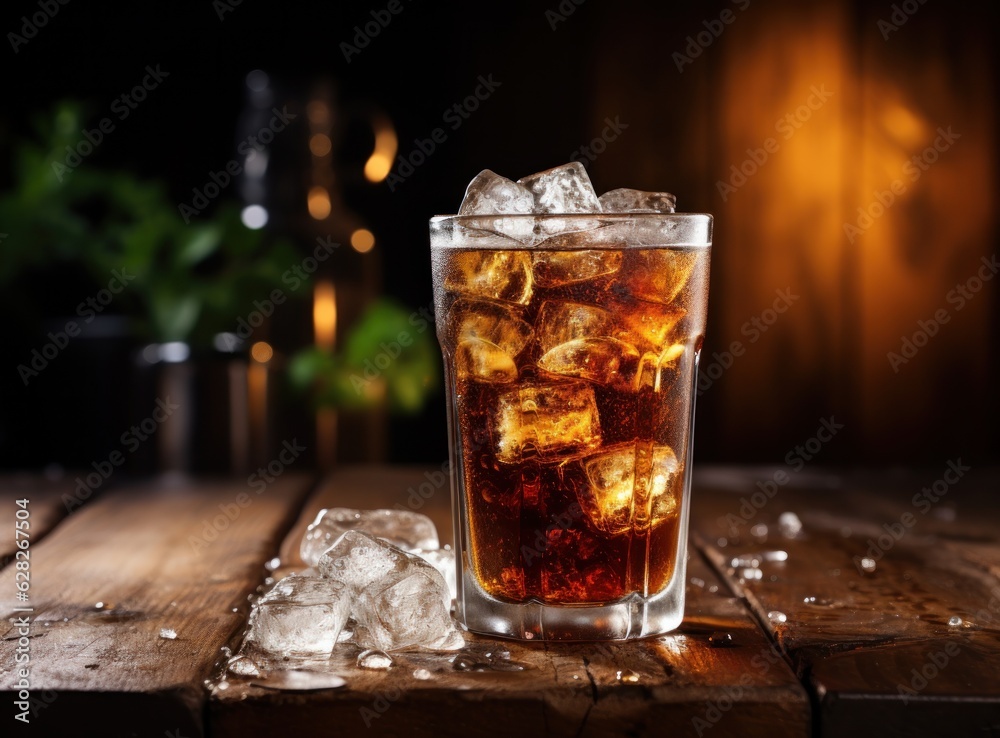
[1,0,997,473]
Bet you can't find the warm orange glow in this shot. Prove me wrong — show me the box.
[880,103,926,148]
[307,100,329,125]
[250,341,273,363]
[308,186,331,219]
[313,280,337,351]
[364,117,397,182]
[310,133,332,157]
[350,228,375,253]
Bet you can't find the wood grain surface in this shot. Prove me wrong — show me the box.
[212,466,810,738]
[0,473,315,737]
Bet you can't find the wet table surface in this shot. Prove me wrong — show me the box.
[1,465,998,737]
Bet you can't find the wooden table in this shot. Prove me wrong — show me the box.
[1,466,997,737]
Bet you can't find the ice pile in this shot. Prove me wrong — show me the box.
[238,509,461,668]
[300,507,439,565]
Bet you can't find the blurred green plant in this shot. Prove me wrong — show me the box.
[289,299,439,414]
[0,101,299,343]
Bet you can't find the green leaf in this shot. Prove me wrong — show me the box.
[176,224,222,267]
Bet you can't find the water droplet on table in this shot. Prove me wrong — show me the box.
[948,616,963,627]
[860,557,877,573]
[708,632,734,647]
[358,650,393,670]
[768,611,787,624]
[159,628,177,640]
[413,668,432,680]
[616,669,640,683]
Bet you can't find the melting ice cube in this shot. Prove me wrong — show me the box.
[517,162,601,213]
[598,188,676,213]
[579,444,680,534]
[494,380,602,464]
[444,250,533,305]
[459,170,535,215]
[301,508,439,565]
[452,299,533,384]
[538,337,640,387]
[243,575,350,658]
[353,568,464,652]
[531,249,623,287]
[412,547,457,601]
[614,249,699,306]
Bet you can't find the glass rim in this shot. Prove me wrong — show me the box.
[430,212,712,224]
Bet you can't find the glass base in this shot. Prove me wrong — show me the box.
[455,553,687,641]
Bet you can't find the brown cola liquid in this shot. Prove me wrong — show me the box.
[434,246,708,605]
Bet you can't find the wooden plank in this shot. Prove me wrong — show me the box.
[211,466,809,738]
[0,474,76,570]
[690,467,1000,737]
[0,473,315,737]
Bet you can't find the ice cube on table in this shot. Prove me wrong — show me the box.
[459,170,535,215]
[494,380,602,464]
[353,566,464,652]
[412,547,457,601]
[531,249,623,287]
[243,575,350,658]
[614,249,699,306]
[443,250,533,305]
[301,508,439,565]
[453,299,533,384]
[538,337,640,386]
[579,444,680,534]
[517,162,601,213]
[598,188,676,213]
